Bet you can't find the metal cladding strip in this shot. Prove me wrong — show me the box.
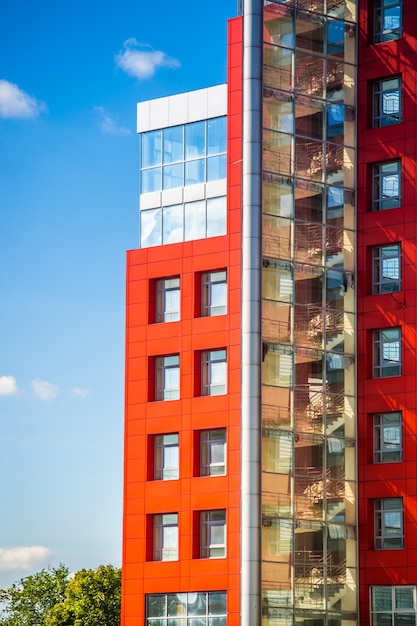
[240,0,263,624]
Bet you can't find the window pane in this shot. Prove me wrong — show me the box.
[184,200,206,241]
[163,204,183,244]
[207,117,226,155]
[185,159,205,185]
[186,122,206,159]
[142,130,162,168]
[141,167,162,194]
[141,209,162,248]
[163,164,183,190]
[207,155,226,181]
[163,126,183,164]
[207,197,226,237]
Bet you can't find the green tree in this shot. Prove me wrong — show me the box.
[0,564,69,626]
[0,564,121,626]
[45,565,121,626]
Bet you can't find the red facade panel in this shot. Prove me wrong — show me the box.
[357,2,417,624]
[121,17,243,626]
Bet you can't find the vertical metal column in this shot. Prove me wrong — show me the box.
[240,0,263,624]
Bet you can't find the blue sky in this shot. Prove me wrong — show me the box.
[0,0,236,587]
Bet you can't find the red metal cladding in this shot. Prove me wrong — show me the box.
[357,2,417,624]
[121,17,243,626]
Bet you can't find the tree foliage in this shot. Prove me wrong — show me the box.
[0,564,121,626]
[0,564,69,626]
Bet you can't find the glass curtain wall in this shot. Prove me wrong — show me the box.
[261,1,357,625]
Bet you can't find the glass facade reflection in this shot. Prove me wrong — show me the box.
[262,1,357,624]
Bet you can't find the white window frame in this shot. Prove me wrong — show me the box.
[201,349,227,396]
[201,270,227,316]
[153,513,178,561]
[155,277,180,322]
[154,434,179,480]
[372,161,401,212]
[146,591,227,625]
[373,412,402,463]
[155,355,180,400]
[371,586,416,626]
[373,328,401,378]
[373,77,401,127]
[200,429,226,476]
[200,510,226,558]
[374,498,403,549]
[373,244,401,294]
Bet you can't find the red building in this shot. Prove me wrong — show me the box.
[122,1,417,625]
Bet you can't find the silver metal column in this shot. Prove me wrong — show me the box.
[240,0,263,624]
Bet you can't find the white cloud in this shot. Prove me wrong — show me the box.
[94,106,131,136]
[0,375,19,396]
[71,387,90,398]
[115,39,180,80]
[31,379,59,400]
[0,546,52,572]
[0,79,47,119]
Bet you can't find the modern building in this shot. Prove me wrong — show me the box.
[122,1,416,625]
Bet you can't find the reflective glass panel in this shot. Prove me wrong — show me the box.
[141,209,162,247]
[163,204,183,244]
[184,200,205,240]
[163,126,183,164]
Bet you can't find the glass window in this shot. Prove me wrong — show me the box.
[200,510,226,558]
[154,434,179,480]
[206,196,227,237]
[184,200,206,241]
[156,277,180,322]
[372,161,401,211]
[201,271,227,316]
[207,154,226,182]
[141,167,162,194]
[153,513,178,561]
[373,78,401,127]
[155,355,180,400]
[373,244,401,294]
[207,117,226,155]
[201,350,227,396]
[185,158,205,185]
[374,0,402,43]
[142,130,162,168]
[200,429,226,476]
[162,204,183,244]
[373,328,401,378]
[162,163,183,190]
[146,592,226,625]
[163,126,183,164]
[185,121,206,160]
[374,412,402,463]
[374,499,403,549]
[141,208,162,248]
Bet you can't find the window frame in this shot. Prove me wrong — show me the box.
[201,349,227,396]
[372,161,401,212]
[200,510,226,558]
[374,0,402,44]
[374,498,404,549]
[154,433,179,480]
[153,513,179,561]
[371,586,416,626]
[372,243,401,294]
[200,429,226,476]
[201,270,227,317]
[155,355,180,401]
[373,77,401,128]
[155,277,180,323]
[373,328,401,378]
[146,591,227,625]
[373,412,402,463]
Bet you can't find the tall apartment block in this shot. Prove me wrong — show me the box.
[122,1,417,625]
